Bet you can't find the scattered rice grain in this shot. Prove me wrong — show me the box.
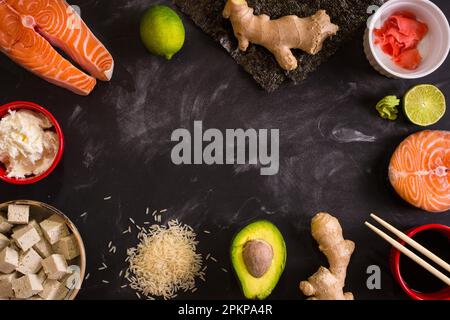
[126,220,204,300]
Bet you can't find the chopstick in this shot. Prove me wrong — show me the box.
[370,213,450,273]
[365,221,450,287]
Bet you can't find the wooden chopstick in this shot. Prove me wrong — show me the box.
[365,221,450,286]
[370,213,450,273]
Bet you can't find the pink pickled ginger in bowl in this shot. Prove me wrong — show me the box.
[364,0,450,79]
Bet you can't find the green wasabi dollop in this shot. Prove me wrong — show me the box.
[375,95,400,120]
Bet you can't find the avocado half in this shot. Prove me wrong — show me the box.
[230,220,286,299]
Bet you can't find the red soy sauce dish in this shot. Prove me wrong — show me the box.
[0,101,64,185]
[390,224,450,300]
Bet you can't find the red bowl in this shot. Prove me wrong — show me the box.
[0,101,64,185]
[390,224,450,300]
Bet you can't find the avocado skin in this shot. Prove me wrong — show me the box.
[230,220,286,299]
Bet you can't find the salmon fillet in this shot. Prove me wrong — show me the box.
[389,130,450,213]
[0,0,114,95]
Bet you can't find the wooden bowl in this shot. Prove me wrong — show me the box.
[0,200,86,300]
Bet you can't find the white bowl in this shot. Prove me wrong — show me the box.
[364,0,450,79]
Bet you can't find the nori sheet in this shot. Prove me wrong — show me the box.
[174,0,385,91]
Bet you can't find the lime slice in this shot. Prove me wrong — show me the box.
[404,84,446,126]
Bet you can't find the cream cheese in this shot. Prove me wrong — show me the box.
[0,110,59,179]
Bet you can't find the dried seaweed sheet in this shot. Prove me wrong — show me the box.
[174,0,385,91]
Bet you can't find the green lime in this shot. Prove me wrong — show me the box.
[403,84,446,126]
[140,5,185,60]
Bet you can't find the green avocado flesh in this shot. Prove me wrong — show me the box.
[231,220,286,300]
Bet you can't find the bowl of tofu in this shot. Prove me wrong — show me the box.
[0,200,86,300]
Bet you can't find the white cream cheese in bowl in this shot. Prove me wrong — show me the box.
[0,109,59,179]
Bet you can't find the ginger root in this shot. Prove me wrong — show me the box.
[222,0,339,71]
[299,212,355,300]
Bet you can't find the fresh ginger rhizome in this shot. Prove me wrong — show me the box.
[171,121,279,175]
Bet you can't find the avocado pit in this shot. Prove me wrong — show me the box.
[242,239,274,278]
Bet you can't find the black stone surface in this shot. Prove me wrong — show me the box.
[0,0,449,300]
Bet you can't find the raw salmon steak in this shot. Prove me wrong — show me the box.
[389,130,450,213]
[0,0,114,95]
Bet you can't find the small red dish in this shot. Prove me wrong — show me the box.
[390,224,450,300]
[0,101,64,185]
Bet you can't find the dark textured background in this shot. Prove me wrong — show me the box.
[0,0,449,300]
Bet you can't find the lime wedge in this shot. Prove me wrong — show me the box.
[404,84,446,126]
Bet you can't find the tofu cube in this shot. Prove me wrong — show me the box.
[37,269,47,284]
[40,214,69,245]
[12,220,43,236]
[12,274,43,299]
[16,248,43,274]
[0,233,9,251]
[0,214,12,233]
[11,225,41,251]
[0,247,19,273]
[34,237,53,258]
[53,234,80,260]
[42,254,67,280]
[0,272,18,298]
[9,242,20,252]
[7,205,29,225]
[39,279,68,300]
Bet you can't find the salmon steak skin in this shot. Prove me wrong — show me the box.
[0,0,114,95]
[389,130,450,213]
